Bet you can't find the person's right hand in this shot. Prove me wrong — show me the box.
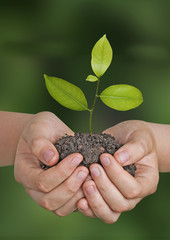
[14,112,89,216]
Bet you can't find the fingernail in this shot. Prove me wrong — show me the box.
[85,185,95,195]
[100,156,110,166]
[71,156,82,167]
[117,150,130,164]
[43,150,54,163]
[77,171,87,181]
[91,166,100,177]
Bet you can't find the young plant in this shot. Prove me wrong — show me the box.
[44,35,143,133]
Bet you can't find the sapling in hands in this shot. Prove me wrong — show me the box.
[43,35,143,175]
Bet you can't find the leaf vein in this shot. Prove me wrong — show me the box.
[53,82,88,110]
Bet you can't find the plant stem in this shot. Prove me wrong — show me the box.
[89,79,100,133]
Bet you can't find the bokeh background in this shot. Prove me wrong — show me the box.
[0,0,170,239]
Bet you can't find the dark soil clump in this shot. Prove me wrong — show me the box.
[40,132,136,177]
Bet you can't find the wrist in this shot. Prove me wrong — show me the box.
[145,121,170,172]
[0,112,34,166]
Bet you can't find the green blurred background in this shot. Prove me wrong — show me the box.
[0,0,170,239]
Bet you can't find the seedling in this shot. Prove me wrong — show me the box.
[42,35,143,175]
[44,35,143,133]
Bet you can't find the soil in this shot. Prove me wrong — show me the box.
[40,132,136,177]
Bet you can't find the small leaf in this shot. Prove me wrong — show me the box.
[91,34,113,78]
[44,74,88,111]
[86,75,98,82]
[100,84,143,111]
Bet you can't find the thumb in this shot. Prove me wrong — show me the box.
[29,136,59,166]
[22,112,74,166]
[114,131,153,166]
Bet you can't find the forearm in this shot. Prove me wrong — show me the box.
[0,111,33,166]
[147,122,170,172]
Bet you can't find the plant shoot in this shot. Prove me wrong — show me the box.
[44,35,143,133]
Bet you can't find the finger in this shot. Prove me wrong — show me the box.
[23,111,74,166]
[90,163,139,211]
[36,153,84,192]
[100,153,142,198]
[100,153,157,199]
[28,166,89,211]
[83,180,121,224]
[77,198,96,218]
[113,130,153,166]
[28,136,59,166]
[54,189,85,217]
[16,153,83,192]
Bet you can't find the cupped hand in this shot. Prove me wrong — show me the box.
[14,112,88,216]
[77,120,159,224]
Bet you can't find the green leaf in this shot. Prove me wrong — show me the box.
[100,84,143,111]
[91,34,113,78]
[86,75,98,82]
[44,74,88,111]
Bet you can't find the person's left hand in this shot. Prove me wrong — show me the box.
[77,120,159,224]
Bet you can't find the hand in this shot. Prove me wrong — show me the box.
[77,120,159,224]
[14,112,89,216]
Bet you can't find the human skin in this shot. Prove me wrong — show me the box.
[1,112,170,223]
[0,111,33,166]
[146,122,170,172]
[14,111,89,216]
[77,120,161,223]
[0,111,88,216]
